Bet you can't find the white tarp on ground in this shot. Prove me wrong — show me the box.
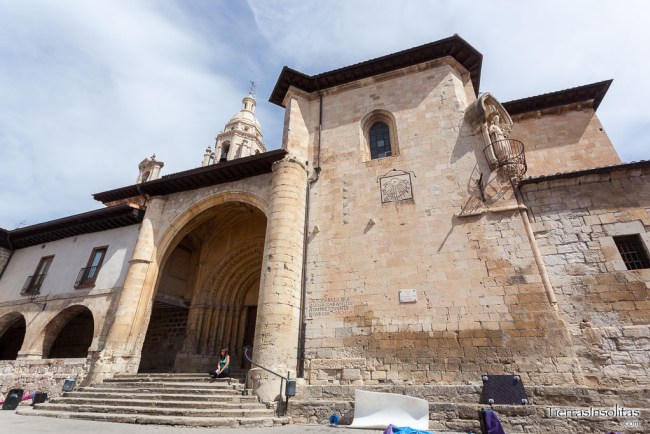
[348,389,429,430]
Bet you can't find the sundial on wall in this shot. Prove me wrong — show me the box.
[379,170,414,203]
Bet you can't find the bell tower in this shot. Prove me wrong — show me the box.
[203,85,266,166]
[136,154,164,183]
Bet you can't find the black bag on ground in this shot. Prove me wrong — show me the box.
[32,392,48,405]
[2,388,24,410]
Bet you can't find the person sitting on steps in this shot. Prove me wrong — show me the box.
[208,348,230,379]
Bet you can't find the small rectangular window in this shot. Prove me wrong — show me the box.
[21,255,54,295]
[75,246,108,288]
[613,235,650,270]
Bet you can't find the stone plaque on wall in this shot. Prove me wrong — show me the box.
[399,289,417,303]
[379,172,413,203]
[309,297,353,318]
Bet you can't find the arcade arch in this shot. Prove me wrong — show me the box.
[0,312,26,360]
[42,305,94,359]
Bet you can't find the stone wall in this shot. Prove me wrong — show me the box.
[301,60,579,387]
[290,383,648,433]
[139,304,188,372]
[0,358,89,400]
[521,165,650,386]
[510,105,620,178]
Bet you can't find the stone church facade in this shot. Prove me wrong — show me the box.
[0,35,648,428]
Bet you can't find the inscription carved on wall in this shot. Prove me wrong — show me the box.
[309,297,353,318]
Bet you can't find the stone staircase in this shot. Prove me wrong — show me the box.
[17,373,289,427]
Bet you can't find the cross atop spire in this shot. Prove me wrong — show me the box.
[249,80,257,96]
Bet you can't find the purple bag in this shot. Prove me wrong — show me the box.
[384,424,431,434]
[482,409,506,434]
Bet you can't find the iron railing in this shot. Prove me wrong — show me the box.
[74,266,100,288]
[483,139,527,181]
[243,346,295,416]
[21,273,46,296]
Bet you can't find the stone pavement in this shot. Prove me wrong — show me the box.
[1,409,466,433]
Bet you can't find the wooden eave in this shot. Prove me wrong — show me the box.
[503,80,612,116]
[93,149,288,204]
[5,203,145,249]
[269,35,483,107]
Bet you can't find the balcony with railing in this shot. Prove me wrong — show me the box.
[21,273,47,296]
[74,265,101,288]
[483,139,527,181]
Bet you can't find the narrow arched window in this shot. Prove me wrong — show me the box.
[369,122,392,159]
[220,143,230,162]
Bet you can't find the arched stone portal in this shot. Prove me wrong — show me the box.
[0,313,26,360]
[139,201,267,373]
[43,305,94,359]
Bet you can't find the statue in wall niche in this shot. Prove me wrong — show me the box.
[488,114,511,160]
[488,115,507,142]
[466,92,527,191]
[474,95,515,170]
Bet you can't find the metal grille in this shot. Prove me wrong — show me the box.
[369,122,392,160]
[614,235,650,270]
[75,266,101,287]
[483,139,527,181]
[21,274,46,295]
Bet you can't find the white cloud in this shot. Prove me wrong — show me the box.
[1,1,649,228]
[0,0,243,227]
[249,0,650,163]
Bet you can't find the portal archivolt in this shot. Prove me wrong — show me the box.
[139,200,267,373]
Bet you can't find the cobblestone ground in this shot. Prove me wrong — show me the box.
[0,410,466,434]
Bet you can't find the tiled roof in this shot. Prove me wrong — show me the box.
[2,203,144,250]
[269,35,483,106]
[94,149,287,204]
[519,160,650,186]
[504,80,612,115]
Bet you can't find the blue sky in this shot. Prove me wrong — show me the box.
[1,0,649,228]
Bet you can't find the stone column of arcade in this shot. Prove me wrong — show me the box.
[249,156,307,403]
[89,197,166,382]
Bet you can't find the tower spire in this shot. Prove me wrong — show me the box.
[207,86,266,165]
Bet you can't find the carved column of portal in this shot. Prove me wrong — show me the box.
[250,156,307,403]
[90,197,166,382]
[206,306,220,355]
[223,306,235,350]
[181,304,203,354]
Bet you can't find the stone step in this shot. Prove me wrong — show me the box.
[16,407,290,428]
[114,373,246,379]
[76,384,244,395]
[115,372,247,377]
[105,377,243,384]
[31,402,275,418]
[62,391,258,402]
[47,396,266,409]
[91,382,243,391]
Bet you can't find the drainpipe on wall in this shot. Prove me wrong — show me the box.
[514,185,558,308]
[297,91,323,378]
